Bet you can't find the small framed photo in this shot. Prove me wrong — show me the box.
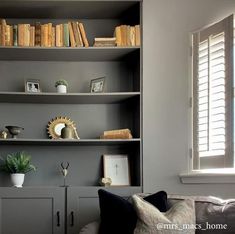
[25,79,41,93]
[103,155,130,186]
[90,77,105,93]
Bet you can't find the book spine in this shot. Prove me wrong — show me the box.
[35,22,41,46]
[48,23,52,47]
[13,25,18,46]
[130,26,135,46]
[78,22,89,47]
[18,24,23,46]
[115,26,122,47]
[60,24,64,47]
[0,25,2,46]
[103,129,131,136]
[126,25,131,46]
[63,23,69,47]
[30,26,35,47]
[68,22,76,47]
[5,25,11,46]
[24,24,30,46]
[10,25,13,46]
[76,22,83,47]
[72,21,79,47]
[135,25,140,46]
[55,24,60,47]
[1,19,6,46]
[52,26,55,47]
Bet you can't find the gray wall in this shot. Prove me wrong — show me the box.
[143,0,235,198]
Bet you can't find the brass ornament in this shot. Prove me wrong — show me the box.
[47,116,78,139]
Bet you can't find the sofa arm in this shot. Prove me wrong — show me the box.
[79,221,99,234]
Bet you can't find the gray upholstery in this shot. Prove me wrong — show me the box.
[79,195,235,234]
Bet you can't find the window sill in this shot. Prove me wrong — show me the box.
[179,171,235,184]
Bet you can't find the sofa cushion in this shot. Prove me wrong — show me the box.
[79,221,99,234]
[168,195,235,233]
[98,189,169,234]
[132,194,195,234]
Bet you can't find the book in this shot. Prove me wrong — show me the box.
[13,25,18,46]
[135,25,140,46]
[30,26,35,47]
[35,22,41,46]
[60,24,64,47]
[100,129,133,139]
[130,26,135,46]
[68,22,76,47]
[52,26,55,47]
[78,22,89,47]
[120,25,127,46]
[18,24,24,46]
[63,23,69,47]
[5,25,11,46]
[55,24,61,47]
[48,23,52,47]
[114,26,122,46]
[76,22,83,47]
[24,24,30,46]
[0,25,2,46]
[1,19,7,46]
[93,37,116,47]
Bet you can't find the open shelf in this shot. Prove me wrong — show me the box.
[0,1,140,19]
[0,46,140,61]
[0,138,141,145]
[0,92,140,104]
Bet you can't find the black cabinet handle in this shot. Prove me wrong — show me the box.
[70,211,74,226]
[57,211,60,227]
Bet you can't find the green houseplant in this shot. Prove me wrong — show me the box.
[55,79,68,93]
[0,151,36,187]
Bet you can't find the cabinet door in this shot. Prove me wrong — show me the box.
[67,187,141,234]
[0,187,65,234]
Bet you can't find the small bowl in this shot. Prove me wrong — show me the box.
[5,126,24,139]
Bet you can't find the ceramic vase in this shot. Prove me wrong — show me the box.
[57,85,67,93]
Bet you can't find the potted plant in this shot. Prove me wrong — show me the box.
[55,79,68,93]
[0,151,36,187]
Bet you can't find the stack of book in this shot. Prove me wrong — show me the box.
[0,19,89,47]
[100,129,133,139]
[114,25,140,47]
[93,37,116,47]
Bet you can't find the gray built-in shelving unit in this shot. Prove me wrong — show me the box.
[0,1,142,232]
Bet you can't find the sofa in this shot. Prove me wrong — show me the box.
[79,194,235,234]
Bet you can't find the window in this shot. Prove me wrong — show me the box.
[192,15,234,170]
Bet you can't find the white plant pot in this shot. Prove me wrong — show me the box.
[11,173,25,188]
[56,85,67,93]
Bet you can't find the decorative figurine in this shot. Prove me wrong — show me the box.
[5,126,24,139]
[0,130,8,139]
[99,177,112,187]
[60,162,70,187]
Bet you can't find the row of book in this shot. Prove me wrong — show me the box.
[114,25,141,46]
[0,19,89,47]
[100,129,133,139]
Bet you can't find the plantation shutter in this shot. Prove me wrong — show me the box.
[193,15,234,169]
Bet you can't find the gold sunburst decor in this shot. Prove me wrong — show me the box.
[47,116,76,139]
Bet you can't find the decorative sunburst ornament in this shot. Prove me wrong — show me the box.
[47,116,78,139]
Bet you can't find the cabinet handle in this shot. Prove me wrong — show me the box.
[57,211,60,227]
[70,211,74,226]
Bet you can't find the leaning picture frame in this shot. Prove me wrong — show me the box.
[90,77,105,93]
[25,79,41,93]
[103,155,130,186]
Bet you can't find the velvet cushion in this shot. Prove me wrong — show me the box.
[98,189,169,234]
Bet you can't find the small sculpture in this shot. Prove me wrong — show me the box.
[99,177,112,187]
[0,131,8,139]
[60,162,70,187]
[5,126,24,139]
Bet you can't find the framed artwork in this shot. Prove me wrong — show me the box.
[25,79,41,93]
[90,77,105,93]
[103,155,130,186]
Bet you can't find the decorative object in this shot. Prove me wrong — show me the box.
[60,162,70,187]
[103,155,130,186]
[61,124,74,139]
[5,126,24,139]
[47,116,79,139]
[0,130,8,139]
[55,79,68,93]
[0,151,36,187]
[90,77,105,93]
[25,79,41,93]
[99,177,112,187]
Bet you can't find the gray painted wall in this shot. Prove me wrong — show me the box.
[143,0,235,198]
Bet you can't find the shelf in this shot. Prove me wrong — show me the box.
[0,46,140,61]
[0,92,140,104]
[0,1,140,19]
[0,138,141,145]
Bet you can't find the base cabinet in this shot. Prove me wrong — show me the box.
[0,187,141,234]
[0,188,65,234]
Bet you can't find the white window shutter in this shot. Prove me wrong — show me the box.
[193,15,234,170]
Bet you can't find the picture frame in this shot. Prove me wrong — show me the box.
[90,77,105,93]
[103,155,130,186]
[25,79,41,93]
